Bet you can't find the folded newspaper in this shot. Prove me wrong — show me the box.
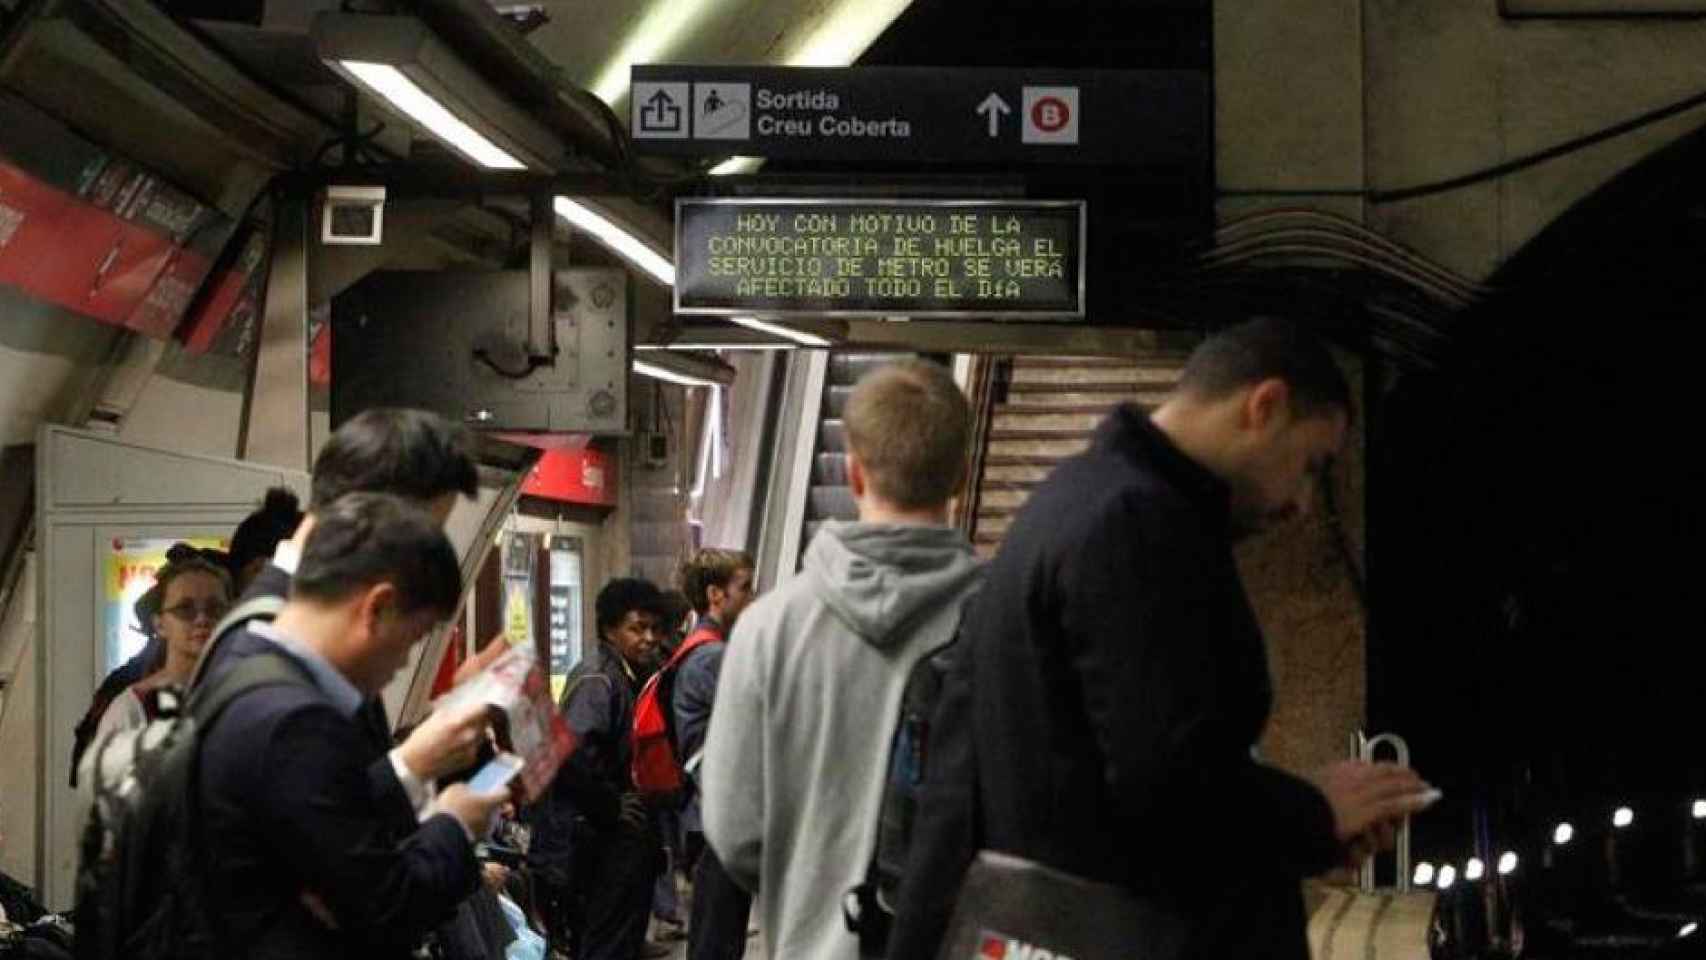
[433,642,573,804]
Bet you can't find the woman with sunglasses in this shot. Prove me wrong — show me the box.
[90,546,233,740]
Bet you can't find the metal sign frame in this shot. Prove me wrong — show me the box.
[673,197,1088,321]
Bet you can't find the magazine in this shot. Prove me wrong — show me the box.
[433,642,573,804]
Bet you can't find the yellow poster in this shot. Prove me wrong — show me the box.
[504,579,532,648]
[104,535,227,672]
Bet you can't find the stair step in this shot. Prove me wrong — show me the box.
[988,428,1095,443]
[976,514,1014,537]
[996,403,1121,416]
[808,485,857,521]
[992,411,1104,433]
[819,419,847,453]
[1008,366,1180,387]
[984,453,1079,468]
[813,453,849,486]
[824,385,854,418]
[1011,355,1187,369]
[1005,390,1165,409]
[982,463,1058,484]
[978,488,1031,511]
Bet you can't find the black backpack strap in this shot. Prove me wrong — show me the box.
[185,595,288,693]
[845,578,984,955]
[188,648,312,727]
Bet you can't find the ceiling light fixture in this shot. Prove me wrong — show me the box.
[554,197,675,286]
[314,13,564,171]
[728,316,831,347]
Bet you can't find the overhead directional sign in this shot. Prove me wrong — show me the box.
[674,198,1085,319]
[631,66,1207,165]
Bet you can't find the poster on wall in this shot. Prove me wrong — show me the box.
[103,534,228,676]
[0,94,240,342]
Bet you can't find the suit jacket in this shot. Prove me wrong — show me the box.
[198,562,412,830]
[197,648,478,960]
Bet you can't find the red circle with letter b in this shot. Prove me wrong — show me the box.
[1031,96,1070,133]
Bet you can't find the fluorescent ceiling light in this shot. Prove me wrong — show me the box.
[592,0,715,104]
[593,0,909,107]
[1464,858,1485,882]
[634,358,723,387]
[710,156,765,176]
[314,14,564,171]
[729,316,830,347]
[636,342,795,351]
[340,61,525,170]
[554,197,675,286]
[785,0,913,66]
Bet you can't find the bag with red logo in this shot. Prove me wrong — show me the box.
[630,625,722,800]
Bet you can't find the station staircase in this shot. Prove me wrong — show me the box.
[961,353,1189,557]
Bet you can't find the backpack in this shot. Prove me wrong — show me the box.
[629,625,722,800]
[844,583,982,958]
[73,651,311,960]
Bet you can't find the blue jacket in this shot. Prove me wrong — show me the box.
[670,615,727,833]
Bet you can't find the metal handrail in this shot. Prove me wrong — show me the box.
[1356,729,1415,893]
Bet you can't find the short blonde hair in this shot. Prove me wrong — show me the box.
[680,548,755,615]
[844,360,970,510]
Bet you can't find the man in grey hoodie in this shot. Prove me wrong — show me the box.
[700,359,982,960]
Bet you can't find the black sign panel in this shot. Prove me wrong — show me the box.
[674,199,1085,319]
[631,66,1207,166]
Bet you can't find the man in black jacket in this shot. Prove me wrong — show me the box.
[891,319,1434,960]
[197,493,510,960]
[533,578,666,960]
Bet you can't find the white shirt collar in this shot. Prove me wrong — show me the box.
[272,540,302,575]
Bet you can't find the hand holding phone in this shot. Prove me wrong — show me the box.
[466,751,525,796]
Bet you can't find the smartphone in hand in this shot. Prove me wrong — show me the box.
[466,751,525,795]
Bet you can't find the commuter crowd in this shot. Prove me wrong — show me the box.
[28,319,1432,960]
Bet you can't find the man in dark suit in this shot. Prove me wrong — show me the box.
[192,408,484,830]
[197,492,509,959]
[891,319,1436,960]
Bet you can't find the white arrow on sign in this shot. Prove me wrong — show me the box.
[975,92,1011,138]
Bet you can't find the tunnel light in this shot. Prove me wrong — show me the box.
[554,198,676,287]
[632,352,735,388]
[710,156,765,176]
[1413,862,1436,887]
[1498,852,1518,876]
[1614,807,1635,829]
[728,316,831,347]
[338,63,524,170]
[636,342,795,351]
[1437,865,1457,890]
[784,0,914,66]
[1465,858,1486,882]
[1693,800,1706,820]
[1682,923,1699,939]
[633,359,719,388]
[1554,822,1575,845]
[593,0,909,106]
[314,14,563,171]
